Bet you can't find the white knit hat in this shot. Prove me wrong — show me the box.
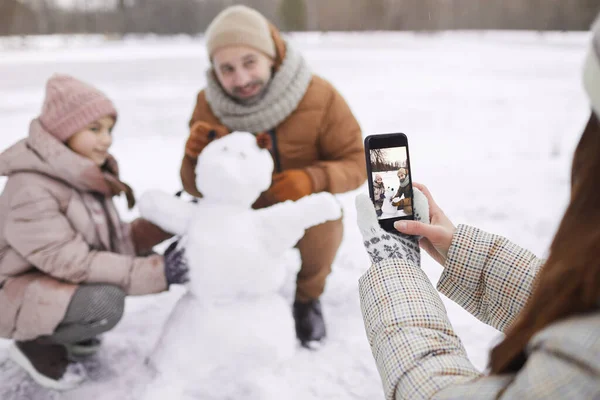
[583,14,600,117]
[205,5,276,59]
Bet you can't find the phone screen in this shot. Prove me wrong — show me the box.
[369,146,413,220]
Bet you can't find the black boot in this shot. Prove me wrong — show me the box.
[293,299,326,349]
[9,339,87,390]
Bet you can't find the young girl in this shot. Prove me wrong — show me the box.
[373,174,385,217]
[0,74,187,390]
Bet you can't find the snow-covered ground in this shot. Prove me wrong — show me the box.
[0,31,592,399]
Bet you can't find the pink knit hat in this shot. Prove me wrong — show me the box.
[39,74,117,142]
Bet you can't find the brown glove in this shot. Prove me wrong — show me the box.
[392,197,412,208]
[129,218,174,256]
[269,169,313,202]
[185,121,229,159]
[391,197,413,214]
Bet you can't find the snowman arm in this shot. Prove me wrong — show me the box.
[255,193,342,252]
[255,201,308,252]
[138,190,196,236]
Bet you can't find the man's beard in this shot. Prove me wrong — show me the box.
[231,79,268,105]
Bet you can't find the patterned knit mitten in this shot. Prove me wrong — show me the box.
[355,187,430,266]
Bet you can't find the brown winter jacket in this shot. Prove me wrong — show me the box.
[393,179,412,201]
[0,120,169,341]
[180,24,366,205]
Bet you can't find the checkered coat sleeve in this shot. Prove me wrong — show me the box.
[359,225,600,399]
[437,224,545,332]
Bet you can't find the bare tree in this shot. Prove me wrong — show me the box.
[0,0,19,35]
[304,0,318,30]
[117,0,128,35]
[2,0,600,36]
[279,0,307,31]
[370,149,387,172]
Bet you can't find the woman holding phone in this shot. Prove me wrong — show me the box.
[355,16,600,399]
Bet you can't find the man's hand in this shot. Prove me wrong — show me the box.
[185,121,229,159]
[392,198,411,208]
[269,169,314,202]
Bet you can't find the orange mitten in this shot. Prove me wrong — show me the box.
[269,169,313,202]
[185,121,229,159]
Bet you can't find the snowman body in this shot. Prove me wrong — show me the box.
[381,186,401,217]
[139,132,342,400]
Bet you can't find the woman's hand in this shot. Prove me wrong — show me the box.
[394,183,456,266]
[355,187,430,266]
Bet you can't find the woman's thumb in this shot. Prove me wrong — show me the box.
[394,220,436,239]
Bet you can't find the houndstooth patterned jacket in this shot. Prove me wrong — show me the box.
[359,224,600,399]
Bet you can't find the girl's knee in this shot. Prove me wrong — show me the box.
[98,285,126,328]
[49,285,127,343]
[76,284,126,328]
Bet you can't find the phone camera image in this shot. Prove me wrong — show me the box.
[370,147,413,220]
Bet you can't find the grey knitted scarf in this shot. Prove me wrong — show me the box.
[399,177,410,188]
[205,44,312,133]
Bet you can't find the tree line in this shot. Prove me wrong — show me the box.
[370,149,407,173]
[2,0,599,36]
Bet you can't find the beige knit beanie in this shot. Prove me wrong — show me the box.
[39,74,117,142]
[583,13,600,117]
[205,5,276,59]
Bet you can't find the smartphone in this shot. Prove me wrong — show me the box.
[364,133,414,232]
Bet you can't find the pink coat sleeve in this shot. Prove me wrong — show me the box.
[4,186,167,295]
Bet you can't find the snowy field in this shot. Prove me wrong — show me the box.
[0,30,593,399]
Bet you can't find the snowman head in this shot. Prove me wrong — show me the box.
[195,132,274,207]
[385,186,396,199]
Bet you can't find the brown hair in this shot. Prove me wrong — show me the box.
[490,111,600,373]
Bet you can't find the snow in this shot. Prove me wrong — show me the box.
[194,132,274,208]
[43,0,121,11]
[0,31,592,399]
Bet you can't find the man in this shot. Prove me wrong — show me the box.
[179,5,366,347]
[392,168,412,214]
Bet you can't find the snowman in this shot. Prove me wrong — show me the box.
[137,131,342,400]
[380,185,402,218]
